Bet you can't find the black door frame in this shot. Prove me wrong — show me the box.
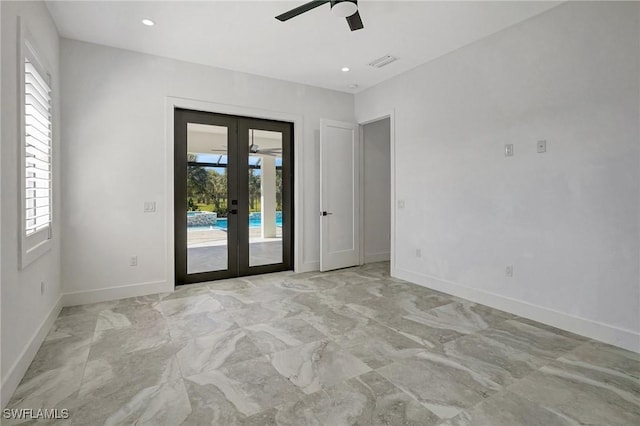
[174,108,294,285]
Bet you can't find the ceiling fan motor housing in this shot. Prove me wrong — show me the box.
[331,1,358,18]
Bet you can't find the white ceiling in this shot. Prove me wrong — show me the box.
[46,0,561,93]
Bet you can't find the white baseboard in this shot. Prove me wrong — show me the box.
[62,280,172,307]
[299,261,320,273]
[1,295,63,409]
[394,268,640,353]
[364,252,390,264]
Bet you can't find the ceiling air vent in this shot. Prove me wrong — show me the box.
[368,54,398,68]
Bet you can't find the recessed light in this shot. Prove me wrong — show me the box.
[141,18,155,26]
[341,67,350,72]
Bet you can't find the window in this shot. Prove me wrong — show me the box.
[20,37,52,268]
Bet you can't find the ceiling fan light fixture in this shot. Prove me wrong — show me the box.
[331,1,357,18]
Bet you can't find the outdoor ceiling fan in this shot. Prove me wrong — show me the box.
[276,0,364,31]
[249,130,282,157]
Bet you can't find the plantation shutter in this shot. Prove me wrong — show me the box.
[24,58,52,236]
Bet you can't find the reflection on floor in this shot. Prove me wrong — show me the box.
[6,262,640,425]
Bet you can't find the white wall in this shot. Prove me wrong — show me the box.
[1,1,62,407]
[356,1,640,352]
[60,39,354,299]
[362,118,391,263]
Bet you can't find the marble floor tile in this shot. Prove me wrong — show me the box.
[244,317,327,354]
[271,277,322,293]
[333,323,425,369]
[166,309,238,342]
[379,301,515,347]
[60,295,159,318]
[8,262,640,426]
[88,321,171,361]
[184,357,302,417]
[6,363,83,419]
[438,333,550,387]
[22,335,91,382]
[513,317,590,341]
[564,340,640,379]
[346,290,453,323]
[409,301,515,334]
[319,281,381,304]
[268,340,371,394]
[291,293,375,337]
[158,283,212,301]
[69,378,190,425]
[80,343,182,400]
[206,277,255,291]
[47,313,98,340]
[95,304,165,332]
[480,318,585,361]
[209,292,255,311]
[182,372,249,424]
[506,352,640,425]
[58,301,118,318]
[248,371,440,426]
[157,293,224,318]
[380,313,463,348]
[377,349,503,420]
[441,390,582,426]
[230,300,304,327]
[176,329,264,376]
[101,379,192,426]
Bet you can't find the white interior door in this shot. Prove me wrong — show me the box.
[320,119,360,271]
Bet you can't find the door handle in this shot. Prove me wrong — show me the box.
[321,211,333,216]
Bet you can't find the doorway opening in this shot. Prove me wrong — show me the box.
[174,108,294,284]
[361,117,391,265]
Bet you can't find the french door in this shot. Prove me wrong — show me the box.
[175,109,293,284]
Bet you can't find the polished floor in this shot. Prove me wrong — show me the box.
[6,262,640,425]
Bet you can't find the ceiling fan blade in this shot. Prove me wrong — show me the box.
[346,10,363,31]
[276,0,330,22]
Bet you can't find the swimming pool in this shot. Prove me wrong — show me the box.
[187,212,282,231]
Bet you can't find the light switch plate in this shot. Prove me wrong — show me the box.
[144,201,156,213]
[505,144,514,157]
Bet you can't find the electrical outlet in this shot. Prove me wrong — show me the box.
[416,248,422,258]
[505,144,514,157]
[505,265,513,277]
[537,140,547,153]
[398,200,405,209]
[130,256,138,267]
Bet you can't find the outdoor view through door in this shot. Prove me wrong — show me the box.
[175,109,293,284]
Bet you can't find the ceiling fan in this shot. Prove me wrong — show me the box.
[276,0,364,32]
[249,130,282,157]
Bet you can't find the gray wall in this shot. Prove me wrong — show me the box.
[363,118,391,263]
[60,39,355,297]
[356,1,640,351]
[1,0,61,405]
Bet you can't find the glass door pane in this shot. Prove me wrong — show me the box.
[247,129,283,267]
[186,123,229,274]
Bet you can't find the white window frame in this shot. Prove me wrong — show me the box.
[19,21,53,269]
